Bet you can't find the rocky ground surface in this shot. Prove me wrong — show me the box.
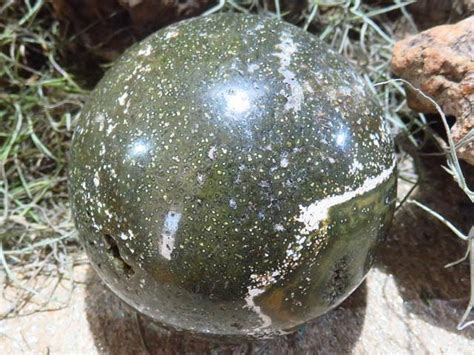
[1,156,473,353]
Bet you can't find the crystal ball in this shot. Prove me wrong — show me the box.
[69,13,396,338]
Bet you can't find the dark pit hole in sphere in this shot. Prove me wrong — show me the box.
[324,256,350,305]
[103,233,135,278]
[191,284,201,294]
[231,322,243,330]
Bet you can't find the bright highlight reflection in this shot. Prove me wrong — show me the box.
[224,89,251,114]
[128,139,151,157]
[335,131,347,147]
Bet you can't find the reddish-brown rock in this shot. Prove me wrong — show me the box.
[391,16,474,165]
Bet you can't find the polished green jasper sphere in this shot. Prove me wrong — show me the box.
[69,13,396,338]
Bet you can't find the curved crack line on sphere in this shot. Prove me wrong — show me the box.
[243,158,396,328]
[297,158,397,235]
[273,31,304,113]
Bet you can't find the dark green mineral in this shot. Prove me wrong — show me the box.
[69,13,396,338]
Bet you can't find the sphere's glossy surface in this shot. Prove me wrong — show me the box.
[70,13,396,338]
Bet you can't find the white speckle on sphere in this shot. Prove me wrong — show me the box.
[165,29,180,40]
[118,92,129,106]
[208,146,217,160]
[138,44,152,56]
[274,224,286,232]
[93,172,100,187]
[229,198,237,209]
[248,63,260,73]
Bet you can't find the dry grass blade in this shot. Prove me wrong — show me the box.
[0,0,84,318]
[412,201,474,330]
[372,78,474,330]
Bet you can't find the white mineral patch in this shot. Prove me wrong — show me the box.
[370,133,380,147]
[274,32,304,112]
[248,63,260,73]
[274,223,285,232]
[164,29,180,40]
[245,159,395,309]
[208,146,217,160]
[304,81,314,93]
[138,44,152,56]
[95,113,105,131]
[245,286,272,330]
[106,122,117,136]
[93,172,100,187]
[280,157,289,168]
[118,92,128,106]
[104,209,112,218]
[159,211,182,260]
[350,160,364,174]
[297,159,396,235]
[197,173,205,184]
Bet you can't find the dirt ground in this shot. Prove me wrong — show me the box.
[1,155,473,354]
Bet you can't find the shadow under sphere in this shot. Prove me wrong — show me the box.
[85,266,367,354]
[376,153,474,339]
